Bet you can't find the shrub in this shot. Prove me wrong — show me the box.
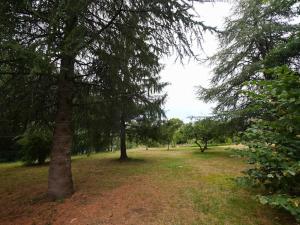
[18,125,52,165]
[238,66,300,221]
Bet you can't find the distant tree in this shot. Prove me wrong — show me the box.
[92,28,166,160]
[161,118,184,150]
[184,118,220,152]
[128,117,163,150]
[72,98,120,154]
[174,125,190,145]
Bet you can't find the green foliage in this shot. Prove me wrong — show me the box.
[0,0,212,162]
[174,125,189,145]
[258,195,300,220]
[128,117,163,148]
[183,118,222,152]
[18,125,52,165]
[0,44,56,162]
[239,66,300,221]
[196,1,300,219]
[160,118,184,148]
[198,0,299,130]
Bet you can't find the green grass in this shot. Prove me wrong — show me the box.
[0,146,297,225]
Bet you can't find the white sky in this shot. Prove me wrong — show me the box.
[160,2,233,122]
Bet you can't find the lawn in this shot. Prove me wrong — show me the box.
[0,146,297,225]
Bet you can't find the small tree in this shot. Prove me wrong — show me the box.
[184,118,220,152]
[161,118,184,150]
[174,125,189,145]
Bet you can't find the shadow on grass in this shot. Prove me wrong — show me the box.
[192,149,233,159]
[22,162,50,168]
[108,157,149,164]
[20,156,83,168]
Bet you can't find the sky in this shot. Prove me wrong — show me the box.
[160,2,233,122]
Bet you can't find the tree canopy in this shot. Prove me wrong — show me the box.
[0,0,214,199]
[198,0,300,129]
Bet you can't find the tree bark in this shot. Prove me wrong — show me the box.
[204,138,208,151]
[195,140,204,152]
[48,76,74,199]
[119,114,128,160]
[48,8,77,199]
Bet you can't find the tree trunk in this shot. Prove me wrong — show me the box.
[119,114,128,160]
[195,140,204,152]
[38,156,45,165]
[110,135,113,152]
[48,77,74,199]
[204,138,208,151]
[48,5,77,199]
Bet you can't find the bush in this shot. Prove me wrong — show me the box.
[18,125,52,165]
[238,67,300,221]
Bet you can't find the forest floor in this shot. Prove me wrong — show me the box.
[0,146,297,225]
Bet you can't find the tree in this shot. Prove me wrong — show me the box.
[89,24,167,160]
[202,1,300,220]
[0,45,56,162]
[238,66,300,221]
[128,116,163,150]
[174,125,190,145]
[198,0,299,129]
[161,118,184,150]
[184,118,220,152]
[1,0,212,198]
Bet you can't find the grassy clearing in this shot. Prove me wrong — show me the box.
[0,146,297,225]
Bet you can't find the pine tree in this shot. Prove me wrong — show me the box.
[198,0,299,129]
[1,0,212,199]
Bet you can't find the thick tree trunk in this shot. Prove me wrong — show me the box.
[48,76,74,199]
[48,5,77,199]
[119,114,128,160]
